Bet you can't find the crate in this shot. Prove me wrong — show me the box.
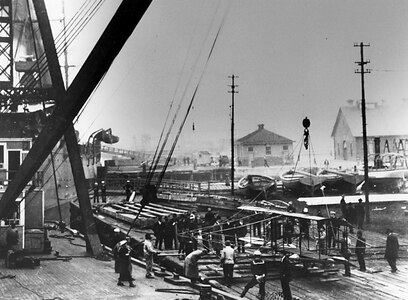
[25,229,44,254]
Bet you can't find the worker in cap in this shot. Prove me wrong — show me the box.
[116,237,135,287]
[328,211,338,248]
[101,180,107,203]
[240,250,267,299]
[112,235,126,274]
[93,181,99,203]
[123,180,133,201]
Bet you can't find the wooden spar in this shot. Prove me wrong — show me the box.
[0,0,152,219]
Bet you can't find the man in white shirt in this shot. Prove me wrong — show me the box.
[220,240,236,287]
[144,233,159,278]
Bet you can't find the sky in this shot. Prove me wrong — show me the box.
[45,0,408,161]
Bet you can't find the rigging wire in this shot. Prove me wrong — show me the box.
[13,0,105,91]
[145,2,205,183]
[156,2,231,186]
[146,1,227,184]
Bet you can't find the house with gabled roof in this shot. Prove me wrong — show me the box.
[235,124,293,166]
[331,100,408,162]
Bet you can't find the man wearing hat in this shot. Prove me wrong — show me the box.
[93,182,99,203]
[101,180,107,203]
[123,180,133,201]
[116,237,135,287]
[385,228,399,273]
[240,250,267,300]
[355,198,365,229]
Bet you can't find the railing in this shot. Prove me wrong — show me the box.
[100,145,149,159]
[98,176,235,195]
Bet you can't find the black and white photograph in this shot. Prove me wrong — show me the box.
[0,1,407,299]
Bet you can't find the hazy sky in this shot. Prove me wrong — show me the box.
[47,0,408,159]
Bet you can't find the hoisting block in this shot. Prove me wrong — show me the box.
[164,272,190,286]
[154,267,172,277]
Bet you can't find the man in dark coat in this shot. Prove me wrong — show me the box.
[123,180,133,201]
[327,211,338,248]
[101,180,107,203]
[236,219,247,253]
[338,231,351,276]
[240,250,267,300]
[355,199,365,229]
[385,229,399,272]
[117,238,135,287]
[204,207,216,226]
[93,182,99,203]
[153,216,165,250]
[355,230,366,272]
[340,195,347,218]
[346,203,355,233]
[280,253,293,300]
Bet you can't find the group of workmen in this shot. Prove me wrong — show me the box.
[104,186,401,299]
[93,179,135,204]
[314,195,400,276]
[150,208,248,257]
[92,180,107,203]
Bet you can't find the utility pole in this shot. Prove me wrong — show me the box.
[228,75,238,196]
[354,42,371,223]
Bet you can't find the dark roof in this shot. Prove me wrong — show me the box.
[0,110,47,139]
[331,102,408,137]
[236,124,293,145]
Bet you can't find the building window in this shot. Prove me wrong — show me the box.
[283,145,288,151]
[22,141,30,151]
[265,146,271,155]
[248,146,253,152]
[350,143,353,157]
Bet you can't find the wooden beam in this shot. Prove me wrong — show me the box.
[33,0,102,256]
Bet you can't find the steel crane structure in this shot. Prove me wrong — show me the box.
[0,0,152,255]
